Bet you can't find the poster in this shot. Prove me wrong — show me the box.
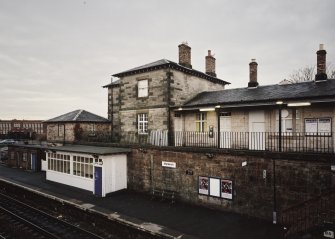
[305,118,318,134]
[209,178,221,197]
[305,118,332,135]
[318,118,331,134]
[221,179,233,200]
[198,176,209,195]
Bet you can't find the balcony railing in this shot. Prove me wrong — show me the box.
[82,131,335,154]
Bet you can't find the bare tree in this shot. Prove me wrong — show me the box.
[330,69,335,79]
[285,63,335,83]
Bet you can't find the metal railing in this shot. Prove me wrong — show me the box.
[281,190,335,237]
[80,131,335,154]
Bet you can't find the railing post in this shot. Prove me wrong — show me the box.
[278,106,282,152]
[273,157,277,224]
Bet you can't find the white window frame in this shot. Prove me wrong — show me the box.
[138,79,148,98]
[276,108,300,133]
[138,113,148,134]
[196,112,207,132]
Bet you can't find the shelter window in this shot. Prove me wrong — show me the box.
[47,153,70,174]
[73,155,93,179]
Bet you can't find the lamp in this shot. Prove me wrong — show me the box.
[199,108,215,112]
[287,102,311,107]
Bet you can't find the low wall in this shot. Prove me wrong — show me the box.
[127,147,335,221]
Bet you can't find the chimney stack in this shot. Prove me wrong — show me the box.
[248,59,258,87]
[178,42,192,69]
[315,44,327,81]
[205,50,216,77]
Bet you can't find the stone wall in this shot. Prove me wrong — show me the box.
[107,87,120,135]
[127,147,334,220]
[47,123,75,142]
[117,68,226,135]
[47,123,111,143]
[170,69,225,107]
[119,71,167,111]
[120,108,169,133]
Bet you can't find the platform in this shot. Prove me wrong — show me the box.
[0,165,284,239]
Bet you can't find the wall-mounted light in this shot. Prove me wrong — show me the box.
[200,108,215,112]
[177,107,183,111]
[287,102,311,107]
[276,101,284,105]
[215,105,221,108]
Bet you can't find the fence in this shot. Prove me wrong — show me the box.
[173,131,334,153]
[81,131,335,154]
[281,190,335,237]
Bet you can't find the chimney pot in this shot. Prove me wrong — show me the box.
[315,44,327,81]
[205,49,216,77]
[248,59,259,87]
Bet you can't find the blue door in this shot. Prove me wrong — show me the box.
[31,154,36,172]
[94,167,102,197]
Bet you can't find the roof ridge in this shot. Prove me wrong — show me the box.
[73,109,83,121]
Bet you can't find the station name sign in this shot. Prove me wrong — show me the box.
[162,161,176,168]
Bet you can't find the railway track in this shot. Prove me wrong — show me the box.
[0,192,104,239]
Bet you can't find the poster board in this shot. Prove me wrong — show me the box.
[318,118,331,134]
[209,178,221,197]
[305,118,332,136]
[198,176,209,195]
[221,179,233,200]
[305,118,318,134]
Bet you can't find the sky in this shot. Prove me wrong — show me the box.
[0,0,334,120]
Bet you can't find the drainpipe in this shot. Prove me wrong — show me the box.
[217,109,220,148]
[63,123,65,145]
[110,77,113,141]
[166,70,173,146]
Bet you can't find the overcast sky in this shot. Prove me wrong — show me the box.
[1,0,334,120]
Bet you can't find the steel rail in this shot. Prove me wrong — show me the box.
[0,192,104,239]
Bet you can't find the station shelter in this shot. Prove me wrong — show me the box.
[45,145,130,197]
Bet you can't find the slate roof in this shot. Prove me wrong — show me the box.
[183,79,335,108]
[45,110,110,123]
[102,79,120,88]
[48,145,131,155]
[112,59,230,85]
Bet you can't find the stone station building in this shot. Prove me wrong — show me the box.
[104,43,230,143]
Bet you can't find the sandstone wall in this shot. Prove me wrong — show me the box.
[127,147,334,220]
